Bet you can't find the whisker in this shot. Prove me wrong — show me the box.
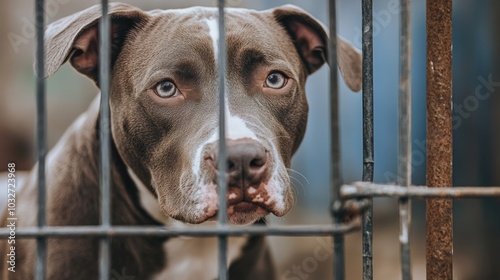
[289,175,307,199]
[286,168,310,185]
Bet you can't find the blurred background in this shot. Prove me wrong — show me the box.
[1,0,499,279]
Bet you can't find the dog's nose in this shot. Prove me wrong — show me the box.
[226,139,268,187]
[210,139,269,189]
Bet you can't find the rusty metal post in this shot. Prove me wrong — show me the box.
[426,0,453,279]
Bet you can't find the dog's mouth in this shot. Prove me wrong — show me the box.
[228,199,273,215]
[203,200,272,224]
[232,201,259,213]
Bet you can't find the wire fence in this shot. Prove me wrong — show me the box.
[1,0,500,279]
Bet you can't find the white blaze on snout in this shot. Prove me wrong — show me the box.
[225,111,259,140]
[191,18,259,178]
[190,107,260,214]
[203,17,259,140]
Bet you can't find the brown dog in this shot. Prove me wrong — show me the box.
[1,3,361,279]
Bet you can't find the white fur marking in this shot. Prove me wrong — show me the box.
[226,113,259,140]
[191,131,218,179]
[205,18,219,62]
[194,182,218,216]
[204,15,258,141]
[247,187,257,194]
[265,170,286,213]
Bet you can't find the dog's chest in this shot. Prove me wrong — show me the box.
[151,236,248,280]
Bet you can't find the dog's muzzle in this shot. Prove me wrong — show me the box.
[204,138,279,221]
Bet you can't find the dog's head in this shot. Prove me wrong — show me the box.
[44,3,361,225]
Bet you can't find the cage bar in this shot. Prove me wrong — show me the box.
[35,0,46,279]
[341,183,500,198]
[328,1,346,280]
[217,0,228,279]
[15,0,500,279]
[398,0,412,279]
[426,0,454,279]
[0,222,361,238]
[361,0,374,279]
[98,0,111,279]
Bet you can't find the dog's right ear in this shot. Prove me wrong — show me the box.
[42,3,148,83]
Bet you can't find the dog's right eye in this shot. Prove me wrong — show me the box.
[265,72,287,89]
[154,80,179,98]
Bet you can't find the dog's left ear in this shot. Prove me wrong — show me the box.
[272,5,362,92]
[41,3,149,84]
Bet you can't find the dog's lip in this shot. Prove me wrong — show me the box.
[229,197,276,215]
[232,201,258,213]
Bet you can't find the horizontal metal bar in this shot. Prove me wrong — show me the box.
[342,182,500,198]
[0,223,360,238]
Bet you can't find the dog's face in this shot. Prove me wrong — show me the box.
[44,3,361,225]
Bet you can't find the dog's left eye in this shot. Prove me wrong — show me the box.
[265,72,287,89]
[154,80,179,98]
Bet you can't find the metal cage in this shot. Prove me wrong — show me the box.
[1,0,500,280]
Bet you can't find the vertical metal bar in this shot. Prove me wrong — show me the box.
[35,0,46,279]
[328,1,345,279]
[99,1,111,280]
[217,1,228,280]
[426,0,453,279]
[398,0,412,279]
[361,0,374,279]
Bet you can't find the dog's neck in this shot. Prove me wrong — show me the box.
[126,168,250,280]
[127,167,177,225]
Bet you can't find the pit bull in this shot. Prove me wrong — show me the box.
[1,3,361,279]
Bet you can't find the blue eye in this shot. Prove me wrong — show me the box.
[265,72,287,89]
[155,80,179,98]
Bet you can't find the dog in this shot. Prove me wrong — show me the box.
[1,3,361,279]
